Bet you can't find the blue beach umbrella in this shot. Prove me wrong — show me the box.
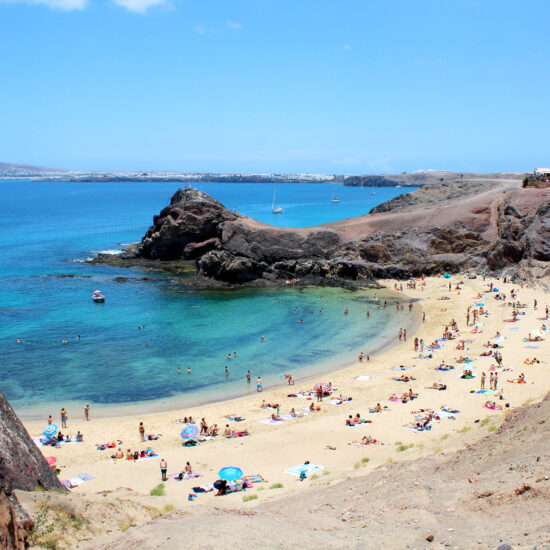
[180,424,199,439]
[43,424,58,438]
[218,466,243,481]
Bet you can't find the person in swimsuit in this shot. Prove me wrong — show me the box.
[160,458,168,481]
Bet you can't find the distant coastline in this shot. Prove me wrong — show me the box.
[0,162,526,186]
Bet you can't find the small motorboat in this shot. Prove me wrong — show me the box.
[92,290,105,303]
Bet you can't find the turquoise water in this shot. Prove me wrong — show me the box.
[0,181,416,416]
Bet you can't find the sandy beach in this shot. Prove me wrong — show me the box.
[20,275,550,536]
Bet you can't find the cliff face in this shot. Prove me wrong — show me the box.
[98,182,550,285]
[0,392,65,549]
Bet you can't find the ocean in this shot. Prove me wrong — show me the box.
[0,180,417,417]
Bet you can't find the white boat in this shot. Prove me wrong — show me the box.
[92,290,105,303]
[272,187,284,213]
[331,186,340,203]
[371,183,375,195]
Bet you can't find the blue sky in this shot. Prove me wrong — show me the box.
[0,0,549,174]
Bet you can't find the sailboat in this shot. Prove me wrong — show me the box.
[272,187,284,214]
[331,185,340,203]
[371,183,375,195]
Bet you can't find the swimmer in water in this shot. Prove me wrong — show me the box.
[246,370,251,383]
[15,339,21,343]
[226,354,231,361]
[177,367,181,375]
[344,309,349,315]
[260,336,265,342]
[62,339,67,344]
[225,366,229,376]
[187,367,191,374]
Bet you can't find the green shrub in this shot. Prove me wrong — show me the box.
[149,484,165,497]
[396,443,414,452]
[361,457,370,463]
[270,483,283,489]
[243,494,258,502]
[488,425,498,433]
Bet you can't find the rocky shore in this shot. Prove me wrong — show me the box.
[93,179,550,286]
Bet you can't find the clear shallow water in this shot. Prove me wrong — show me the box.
[0,181,416,415]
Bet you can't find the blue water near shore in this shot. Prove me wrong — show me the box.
[0,181,416,416]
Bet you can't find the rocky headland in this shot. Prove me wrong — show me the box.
[93,179,550,286]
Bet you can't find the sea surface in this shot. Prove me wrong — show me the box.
[0,181,417,418]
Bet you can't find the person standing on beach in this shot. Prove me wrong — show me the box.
[84,404,90,421]
[47,415,53,425]
[257,377,263,392]
[422,312,426,323]
[160,458,167,481]
[481,372,486,389]
[398,328,403,341]
[494,373,498,390]
[489,372,494,390]
[358,352,363,363]
[60,408,67,428]
[246,370,251,383]
[403,329,407,341]
[414,337,419,351]
[139,421,145,441]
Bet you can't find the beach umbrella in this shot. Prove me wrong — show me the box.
[530,329,544,339]
[313,382,329,392]
[180,424,199,439]
[43,424,58,438]
[45,456,57,466]
[490,336,505,345]
[443,273,451,278]
[218,466,243,481]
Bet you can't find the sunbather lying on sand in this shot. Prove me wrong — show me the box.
[484,400,502,410]
[396,375,416,382]
[361,435,378,445]
[427,382,447,390]
[523,357,540,365]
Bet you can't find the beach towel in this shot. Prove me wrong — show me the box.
[355,375,373,381]
[525,345,540,349]
[435,366,454,371]
[284,463,325,477]
[136,453,160,461]
[348,440,377,447]
[483,405,499,411]
[508,327,519,332]
[192,484,214,493]
[259,418,285,425]
[225,416,246,422]
[242,474,265,484]
[170,472,202,480]
[392,366,415,371]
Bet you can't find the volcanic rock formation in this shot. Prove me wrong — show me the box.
[0,392,64,549]
[95,180,550,285]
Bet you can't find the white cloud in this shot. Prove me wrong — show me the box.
[343,44,352,51]
[0,0,86,9]
[226,20,242,30]
[113,0,166,13]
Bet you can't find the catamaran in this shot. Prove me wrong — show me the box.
[272,187,284,213]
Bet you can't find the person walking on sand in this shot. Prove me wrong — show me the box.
[403,329,407,341]
[358,352,363,363]
[481,372,486,389]
[489,372,494,390]
[160,458,167,481]
[139,421,145,441]
[398,328,402,341]
[84,404,90,421]
[60,408,68,428]
[493,373,498,390]
[257,377,263,392]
